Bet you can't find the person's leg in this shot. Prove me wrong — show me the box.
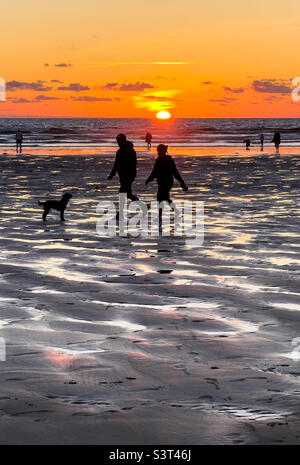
[120,177,139,201]
[128,191,139,201]
[16,142,19,153]
[20,142,22,154]
[157,185,173,224]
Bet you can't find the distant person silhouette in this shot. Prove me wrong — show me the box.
[16,130,23,153]
[108,133,139,201]
[244,138,251,151]
[145,132,152,149]
[145,144,188,206]
[272,132,281,153]
[260,134,264,152]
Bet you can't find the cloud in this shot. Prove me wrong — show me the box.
[119,82,155,91]
[202,81,213,85]
[252,80,291,94]
[10,98,36,104]
[6,80,52,91]
[58,83,90,91]
[152,62,192,65]
[102,82,119,90]
[134,89,181,112]
[35,95,62,101]
[70,96,113,102]
[101,81,155,92]
[44,63,50,67]
[143,95,182,102]
[224,86,245,93]
[263,95,281,104]
[89,61,193,68]
[209,97,237,104]
[51,79,63,83]
[54,63,73,68]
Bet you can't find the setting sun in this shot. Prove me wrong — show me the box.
[156,111,171,120]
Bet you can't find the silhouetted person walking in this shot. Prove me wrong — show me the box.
[272,132,281,153]
[145,132,152,149]
[145,144,188,205]
[260,134,264,152]
[244,138,251,151]
[16,130,23,153]
[108,133,139,201]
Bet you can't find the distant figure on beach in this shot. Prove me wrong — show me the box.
[145,132,152,149]
[244,138,251,151]
[145,144,188,207]
[272,132,281,153]
[16,130,23,153]
[260,134,264,152]
[108,133,139,201]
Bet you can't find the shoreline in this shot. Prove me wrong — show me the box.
[2,145,300,157]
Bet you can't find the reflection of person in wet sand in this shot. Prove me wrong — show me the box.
[108,133,139,201]
[145,144,188,218]
[272,132,281,153]
[244,138,251,151]
[16,130,23,153]
[145,132,152,149]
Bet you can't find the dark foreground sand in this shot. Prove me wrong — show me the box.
[0,151,299,444]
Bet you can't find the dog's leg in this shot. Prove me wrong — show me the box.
[60,209,65,221]
[43,208,50,221]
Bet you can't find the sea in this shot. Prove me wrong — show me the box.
[0,118,300,154]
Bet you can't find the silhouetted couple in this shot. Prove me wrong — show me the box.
[262,132,281,153]
[108,134,188,204]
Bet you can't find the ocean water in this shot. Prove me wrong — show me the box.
[0,118,300,153]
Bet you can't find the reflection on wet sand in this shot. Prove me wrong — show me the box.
[0,152,300,444]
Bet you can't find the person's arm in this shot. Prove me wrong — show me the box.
[145,161,157,185]
[171,159,188,190]
[108,154,119,179]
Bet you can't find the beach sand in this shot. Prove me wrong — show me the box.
[0,151,300,444]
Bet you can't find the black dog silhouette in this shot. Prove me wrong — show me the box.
[39,193,72,221]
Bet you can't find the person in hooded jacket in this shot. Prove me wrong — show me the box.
[145,144,188,204]
[108,133,139,201]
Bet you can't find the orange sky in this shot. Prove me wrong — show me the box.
[1,0,300,117]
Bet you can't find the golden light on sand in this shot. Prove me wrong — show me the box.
[156,111,171,120]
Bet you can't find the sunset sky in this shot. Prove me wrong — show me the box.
[1,0,300,117]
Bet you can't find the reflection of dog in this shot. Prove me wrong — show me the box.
[38,193,72,221]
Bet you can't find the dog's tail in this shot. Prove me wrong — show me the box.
[38,200,45,206]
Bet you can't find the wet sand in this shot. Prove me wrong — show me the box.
[0,151,300,444]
